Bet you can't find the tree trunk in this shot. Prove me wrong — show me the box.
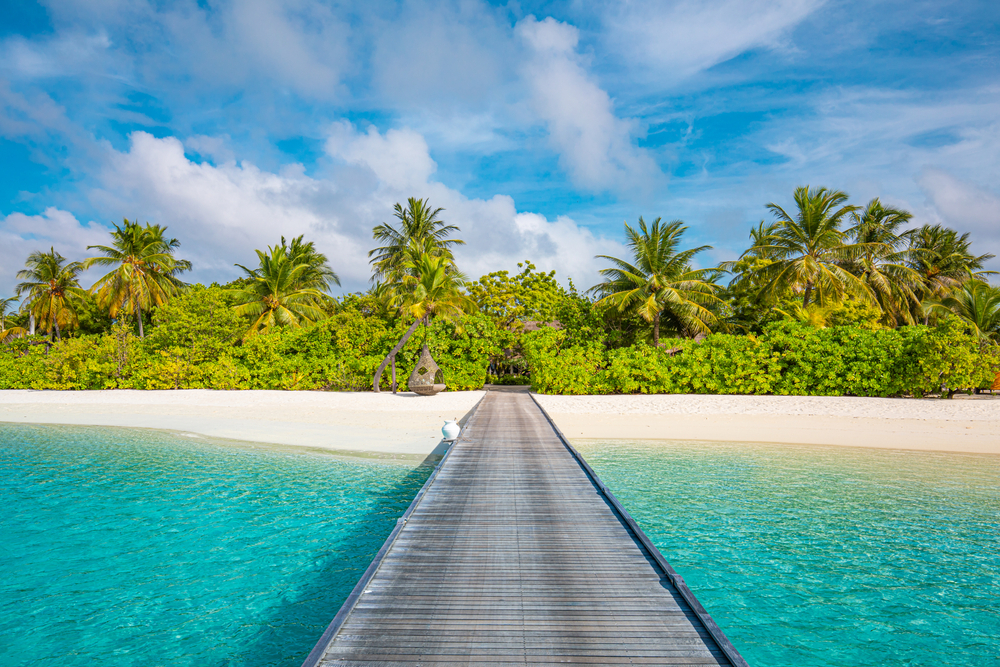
[136,304,145,338]
[53,320,61,342]
[802,282,813,308]
[373,318,422,392]
[653,311,661,347]
[391,357,397,394]
[29,312,35,336]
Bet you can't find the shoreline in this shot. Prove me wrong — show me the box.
[0,389,486,457]
[534,394,1000,454]
[1,390,997,456]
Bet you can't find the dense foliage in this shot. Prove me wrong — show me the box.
[3,187,999,397]
[522,318,999,397]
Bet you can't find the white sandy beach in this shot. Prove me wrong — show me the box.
[534,393,1000,454]
[0,389,997,455]
[0,390,485,458]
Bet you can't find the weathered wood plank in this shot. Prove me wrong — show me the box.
[302,390,746,667]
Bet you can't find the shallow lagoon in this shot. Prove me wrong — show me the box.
[575,439,1000,667]
[0,424,431,667]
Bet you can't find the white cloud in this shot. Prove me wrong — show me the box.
[601,0,825,82]
[918,168,1000,268]
[72,127,620,293]
[0,208,110,294]
[516,16,663,194]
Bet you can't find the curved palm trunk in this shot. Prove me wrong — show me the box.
[373,318,422,392]
[29,312,35,336]
[653,311,661,347]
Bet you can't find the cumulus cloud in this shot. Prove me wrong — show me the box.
[516,16,663,195]
[76,126,620,293]
[0,208,110,293]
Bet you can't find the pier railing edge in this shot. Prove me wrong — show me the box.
[528,392,751,667]
[299,393,488,667]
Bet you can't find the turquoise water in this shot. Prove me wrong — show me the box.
[576,439,1000,667]
[0,423,432,667]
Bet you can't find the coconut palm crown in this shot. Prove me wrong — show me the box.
[922,280,1000,344]
[844,198,922,324]
[230,245,329,339]
[590,217,721,345]
[369,198,464,282]
[15,248,87,341]
[743,186,874,308]
[85,219,191,337]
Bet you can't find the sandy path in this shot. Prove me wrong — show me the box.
[533,394,1000,454]
[0,390,485,457]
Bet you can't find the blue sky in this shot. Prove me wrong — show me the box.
[1,0,999,294]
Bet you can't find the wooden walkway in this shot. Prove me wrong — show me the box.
[302,390,747,667]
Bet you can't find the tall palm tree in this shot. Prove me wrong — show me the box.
[844,198,922,324]
[230,246,329,339]
[372,253,477,392]
[14,248,87,341]
[746,186,871,308]
[369,198,464,282]
[922,280,1000,344]
[589,217,722,346]
[85,219,191,337]
[0,296,27,344]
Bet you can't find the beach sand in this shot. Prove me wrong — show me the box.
[0,390,485,457]
[533,393,1000,454]
[1,389,997,456]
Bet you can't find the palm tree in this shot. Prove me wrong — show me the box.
[589,217,722,346]
[372,253,477,392]
[922,280,1000,344]
[230,246,329,339]
[85,219,191,337]
[744,186,872,308]
[907,224,996,301]
[280,235,340,292]
[369,198,464,282]
[14,248,87,341]
[0,296,27,344]
[844,198,923,324]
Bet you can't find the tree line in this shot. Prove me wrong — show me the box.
[2,186,998,394]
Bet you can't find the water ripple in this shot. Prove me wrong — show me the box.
[576,440,1000,667]
[0,423,431,667]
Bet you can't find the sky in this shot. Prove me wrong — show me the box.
[1,0,999,296]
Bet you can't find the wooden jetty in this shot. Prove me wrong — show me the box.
[302,389,748,666]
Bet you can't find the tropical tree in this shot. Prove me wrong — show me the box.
[230,246,329,339]
[372,252,478,392]
[14,248,87,341]
[466,261,565,331]
[844,198,922,324]
[589,217,722,346]
[279,235,340,292]
[84,219,191,337]
[740,186,872,308]
[369,198,464,282]
[907,224,996,302]
[0,296,27,344]
[922,280,1000,344]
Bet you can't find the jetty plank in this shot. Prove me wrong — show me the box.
[303,390,746,667]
